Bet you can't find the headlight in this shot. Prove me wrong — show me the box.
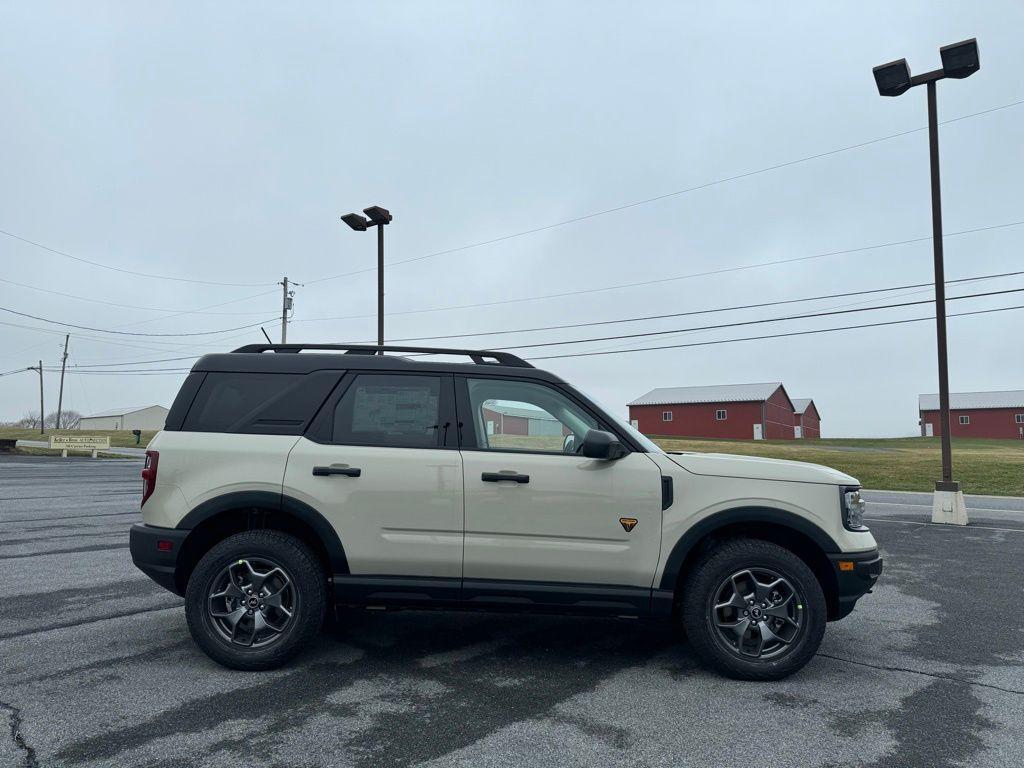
[842,487,868,531]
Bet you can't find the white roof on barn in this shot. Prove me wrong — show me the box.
[918,390,1024,411]
[483,402,558,421]
[791,398,814,415]
[628,383,783,407]
[82,405,167,418]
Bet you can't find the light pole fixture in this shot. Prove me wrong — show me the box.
[872,38,979,525]
[341,205,392,347]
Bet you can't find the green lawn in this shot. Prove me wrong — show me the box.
[650,436,1024,497]
[0,428,157,449]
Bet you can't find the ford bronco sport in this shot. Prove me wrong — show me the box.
[130,344,881,679]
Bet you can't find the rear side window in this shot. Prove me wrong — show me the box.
[331,374,443,448]
[183,373,300,432]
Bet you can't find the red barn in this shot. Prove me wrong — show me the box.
[791,398,821,439]
[919,390,1024,439]
[628,383,797,440]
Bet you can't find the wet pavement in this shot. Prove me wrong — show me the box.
[2,456,1022,767]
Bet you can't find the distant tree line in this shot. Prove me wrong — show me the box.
[1,410,82,429]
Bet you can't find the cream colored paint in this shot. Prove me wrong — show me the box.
[283,437,464,578]
[145,431,300,511]
[461,450,664,586]
[142,429,877,590]
[647,453,877,587]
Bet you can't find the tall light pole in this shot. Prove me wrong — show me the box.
[341,205,393,346]
[873,38,979,525]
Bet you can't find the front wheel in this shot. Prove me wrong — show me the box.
[681,538,826,680]
[185,530,327,670]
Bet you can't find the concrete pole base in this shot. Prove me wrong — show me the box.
[932,481,968,525]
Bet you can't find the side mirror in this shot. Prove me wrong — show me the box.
[562,433,576,454]
[578,429,628,461]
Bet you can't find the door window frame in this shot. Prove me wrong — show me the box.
[304,371,458,449]
[454,374,627,457]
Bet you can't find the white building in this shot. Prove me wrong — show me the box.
[78,405,169,431]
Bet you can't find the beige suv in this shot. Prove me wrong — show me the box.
[130,344,881,679]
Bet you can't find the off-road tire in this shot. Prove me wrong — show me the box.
[185,530,327,670]
[681,537,826,680]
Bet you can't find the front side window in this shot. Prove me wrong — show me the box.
[959,415,970,425]
[1016,414,1024,424]
[332,374,442,448]
[716,409,727,421]
[465,378,597,454]
[662,411,673,422]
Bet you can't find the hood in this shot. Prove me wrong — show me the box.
[666,451,859,486]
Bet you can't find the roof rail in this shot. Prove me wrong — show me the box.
[230,343,533,368]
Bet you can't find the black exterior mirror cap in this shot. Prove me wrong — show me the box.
[578,429,628,460]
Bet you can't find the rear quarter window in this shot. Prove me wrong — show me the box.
[180,371,341,434]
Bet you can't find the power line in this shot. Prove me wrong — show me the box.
[382,270,1024,343]
[112,287,281,329]
[0,305,279,337]
[0,274,273,316]
[529,302,1024,361]
[49,272,1021,370]
[42,367,191,374]
[302,98,1024,286]
[0,228,276,287]
[62,355,204,369]
[493,287,1024,352]
[295,219,1024,323]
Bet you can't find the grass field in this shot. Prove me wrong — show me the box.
[651,436,1024,496]
[0,428,157,449]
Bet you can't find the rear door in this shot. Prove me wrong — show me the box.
[457,375,663,593]
[284,372,463,593]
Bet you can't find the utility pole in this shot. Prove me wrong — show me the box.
[279,277,294,344]
[29,360,44,435]
[56,334,69,430]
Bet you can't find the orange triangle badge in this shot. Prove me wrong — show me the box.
[619,517,638,532]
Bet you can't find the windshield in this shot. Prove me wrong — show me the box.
[577,387,664,454]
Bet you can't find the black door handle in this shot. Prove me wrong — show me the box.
[481,472,529,484]
[313,466,361,477]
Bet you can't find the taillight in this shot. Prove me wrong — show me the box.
[141,450,159,507]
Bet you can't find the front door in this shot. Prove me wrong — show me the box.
[457,376,663,592]
[753,423,764,440]
[283,372,463,588]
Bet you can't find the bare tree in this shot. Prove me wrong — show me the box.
[59,409,82,429]
[18,412,42,429]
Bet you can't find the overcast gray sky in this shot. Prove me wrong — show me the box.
[1,1,1022,436]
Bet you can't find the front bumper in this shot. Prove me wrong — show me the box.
[828,548,883,620]
[129,523,189,596]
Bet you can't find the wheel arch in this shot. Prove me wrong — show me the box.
[660,507,842,620]
[174,491,348,594]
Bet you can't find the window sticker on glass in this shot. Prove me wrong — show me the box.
[351,384,439,435]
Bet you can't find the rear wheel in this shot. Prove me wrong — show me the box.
[681,538,826,680]
[185,530,326,670]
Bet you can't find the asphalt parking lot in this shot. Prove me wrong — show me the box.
[2,456,1024,768]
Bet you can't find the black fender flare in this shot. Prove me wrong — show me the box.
[658,506,840,591]
[176,490,349,574]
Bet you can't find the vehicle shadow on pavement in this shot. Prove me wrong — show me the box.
[56,611,693,767]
